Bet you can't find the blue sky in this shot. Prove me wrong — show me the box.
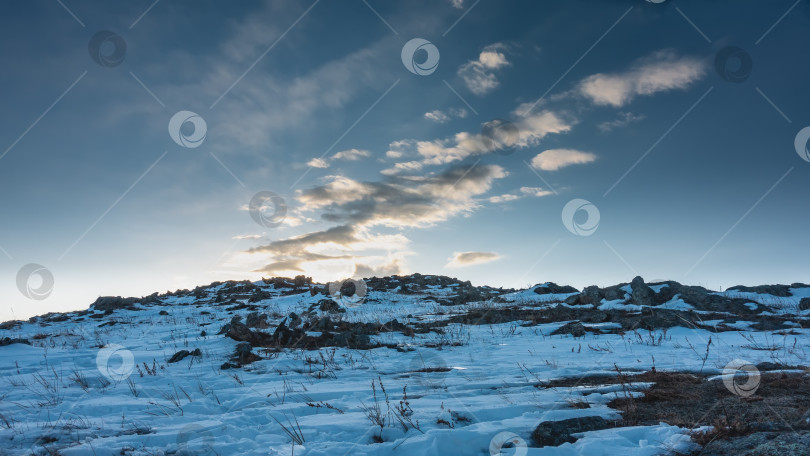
[1,0,809,321]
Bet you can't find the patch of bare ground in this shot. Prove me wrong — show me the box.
[606,368,810,455]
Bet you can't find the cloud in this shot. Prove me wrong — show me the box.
[488,186,552,203]
[424,108,469,123]
[246,165,508,277]
[458,44,511,95]
[332,148,371,161]
[530,149,596,171]
[578,51,706,107]
[307,158,330,168]
[383,110,573,174]
[445,251,500,268]
[450,0,465,8]
[520,186,554,197]
[598,112,646,132]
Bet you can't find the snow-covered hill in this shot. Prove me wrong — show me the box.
[1,275,809,455]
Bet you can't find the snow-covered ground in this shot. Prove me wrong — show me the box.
[1,279,808,455]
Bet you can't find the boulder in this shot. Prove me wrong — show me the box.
[630,276,656,307]
[799,298,810,312]
[580,286,603,306]
[532,416,612,447]
[533,282,579,295]
[551,321,587,338]
[727,284,792,297]
[245,312,269,328]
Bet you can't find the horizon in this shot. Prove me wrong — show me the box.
[2,0,810,322]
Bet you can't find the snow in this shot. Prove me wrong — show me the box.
[1,281,808,455]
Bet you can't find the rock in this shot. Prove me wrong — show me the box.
[245,312,269,328]
[533,282,579,295]
[551,321,587,338]
[0,337,31,347]
[235,342,259,364]
[168,348,200,363]
[603,286,627,301]
[726,284,793,297]
[91,296,141,312]
[159,310,169,316]
[224,316,253,342]
[317,299,345,313]
[800,298,810,311]
[532,416,612,447]
[581,286,603,306]
[564,294,581,305]
[630,276,656,307]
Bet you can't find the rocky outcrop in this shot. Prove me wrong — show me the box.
[533,282,578,295]
[532,416,612,447]
[551,321,587,337]
[630,276,656,307]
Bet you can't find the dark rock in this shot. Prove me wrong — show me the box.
[727,284,793,297]
[630,276,656,307]
[532,416,612,447]
[551,321,587,338]
[0,337,31,346]
[158,310,169,316]
[220,362,239,370]
[564,294,581,305]
[800,298,810,311]
[317,299,345,313]
[167,348,200,363]
[224,316,254,342]
[235,342,259,364]
[245,312,269,328]
[581,286,603,306]
[91,296,141,312]
[603,286,627,301]
[533,282,579,295]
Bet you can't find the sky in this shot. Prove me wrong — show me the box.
[1,0,809,321]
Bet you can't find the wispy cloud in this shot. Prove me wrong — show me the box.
[458,44,511,95]
[578,51,706,107]
[530,149,596,171]
[424,108,468,123]
[307,158,330,168]
[598,112,646,132]
[445,251,501,268]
